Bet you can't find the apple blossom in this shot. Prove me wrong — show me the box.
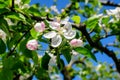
[26,39,38,50]
[15,0,21,5]
[70,39,83,47]
[106,7,120,20]
[49,22,60,30]
[43,21,76,48]
[0,29,6,41]
[34,22,45,32]
[50,5,60,14]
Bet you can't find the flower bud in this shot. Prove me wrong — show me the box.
[0,29,6,41]
[26,39,38,50]
[70,39,83,47]
[34,22,45,32]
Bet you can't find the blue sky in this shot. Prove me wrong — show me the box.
[30,0,120,80]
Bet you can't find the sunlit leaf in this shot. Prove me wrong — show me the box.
[71,15,81,24]
[74,47,97,61]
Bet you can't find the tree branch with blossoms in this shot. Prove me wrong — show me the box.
[0,0,120,80]
[72,23,120,74]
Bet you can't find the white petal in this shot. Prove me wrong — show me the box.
[49,22,60,30]
[60,16,70,24]
[63,22,72,33]
[43,31,57,39]
[51,35,62,47]
[64,30,76,39]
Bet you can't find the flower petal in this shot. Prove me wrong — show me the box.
[43,31,57,39]
[63,22,72,33]
[51,35,62,47]
[60,16,70,24]
[49,22,60,30]
[64,30,76,39]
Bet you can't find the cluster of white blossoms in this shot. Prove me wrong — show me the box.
[26,17,83,50]
[43,17,77,47]
[0,29,6,41]
[106,7,120,21]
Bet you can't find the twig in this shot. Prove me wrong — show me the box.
[101,1,120,7]
[8,27,32,57]
[11,0,15,11]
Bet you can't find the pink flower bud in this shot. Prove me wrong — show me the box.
[70,39,83,47]
[26,39,38,50]
[34,22,45,32]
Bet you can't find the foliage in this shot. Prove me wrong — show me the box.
[0,0,120,80]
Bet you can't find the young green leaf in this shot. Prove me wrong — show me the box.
[71,15,81,24]
[74,47,97,62]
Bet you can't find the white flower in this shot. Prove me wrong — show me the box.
[100,0,108,3]
[50,74,62,80]
[43,22,76,47]
[63,22,76,39]
[43,31,57,39]
[21,4,30,9]
[106,7,120,20]
[50,5,60,14]
[15,0,21,5]
[60,16,70,24]
[70,39,83,47]
[49,22,60,30]
[51,35,62,47]
[0,29,6,41]
[26,39,38,50]
[48,53,56,66]
[34,22,46,32]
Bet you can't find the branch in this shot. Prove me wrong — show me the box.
[29,15,120,73]
[101,1,120,7]
[8,26,33,57]
[11,0,15,11]
[72,23,120,73]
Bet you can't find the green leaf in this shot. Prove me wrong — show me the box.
[101,17,110,25]
[35,68,50,80]
[41,53,50,70]
[30,28,39,39]
[0,1,7,9]
[75,2,79,9]
[61,47,71,63]
[86,17,99,29]
[22,0,30,4]
[71,15,81,24]
[74,47,97,62]
[0,39,6,54]
[0,18,10,37]
[6,12,26,21]
[28,6,41,17]
[0,69,13,80]
[32,51,38,64]
[7,33,21,50]
[0,8,9,15]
